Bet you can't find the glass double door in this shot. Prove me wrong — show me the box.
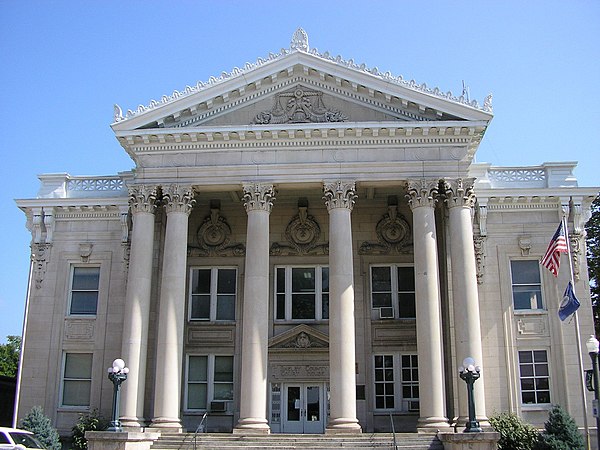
[283,383,325,433]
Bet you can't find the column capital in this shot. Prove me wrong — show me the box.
[242,183,275,213]
[129,185,158,214]
[162,184,195,215]
[406,178,440,210]
[443,178,476,209]
[323,180,357,212]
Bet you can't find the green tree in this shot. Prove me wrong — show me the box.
[536,405,585,450]
[586,195,600,334]
[20,406,61,450]
[71,410,109,450]
[489,411,541,450]
[0,335,21,377]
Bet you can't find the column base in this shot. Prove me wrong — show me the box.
[233,418,270,435]
[148,417,183,432]
[119,416,146,430]
[417,416,451,432]
[325,418,362,434]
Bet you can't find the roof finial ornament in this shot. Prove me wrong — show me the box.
[291,27,309,52]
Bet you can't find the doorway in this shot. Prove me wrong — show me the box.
[282,383,326,433]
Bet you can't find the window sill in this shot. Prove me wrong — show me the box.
[521,403,552,412]
[513,310,547,316]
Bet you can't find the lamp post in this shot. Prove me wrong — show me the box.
[586,335,600,450]
[107,358,129,432]
[459,357,482,433]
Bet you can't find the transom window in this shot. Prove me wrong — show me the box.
[374,354,419,412]
[61,353,92,407]
[371,265,415,319]
[186,355,234,410]
[275,266,329,321]
[511,260,543,310]
[518,350,550,404]
[69,267,100,315]
[189,268,236,321]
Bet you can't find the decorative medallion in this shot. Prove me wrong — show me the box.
[270,200,328,255]
[254,88,348,124]
[188,206,245,257]
[359,203,412,254]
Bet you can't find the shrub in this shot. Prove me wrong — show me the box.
[489,411,541,450]
[537,405,585,450]
[71,410,109,450]
[20,406,61,450]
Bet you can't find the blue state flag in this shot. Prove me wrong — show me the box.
[558,281,580,321]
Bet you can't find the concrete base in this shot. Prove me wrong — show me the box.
[438,432,500,450]
[86,431,161,450]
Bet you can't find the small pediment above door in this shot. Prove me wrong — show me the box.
[269,324,329,352]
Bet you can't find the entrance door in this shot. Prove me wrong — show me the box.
[283,384,325,433]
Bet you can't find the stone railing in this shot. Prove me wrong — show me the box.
[37,173,130,199]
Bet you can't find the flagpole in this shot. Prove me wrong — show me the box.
[563,214,591,448]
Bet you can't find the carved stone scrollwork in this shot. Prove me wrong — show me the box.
[162,184,195,215]
[518,236,532,257]
[188,207,246,257]
[473,236,486,284]
[290,27,309,51]
[443,178,476,209]
[31,209,43,244]
[122,243,130,274]
[79,243,93,263]
[31,243,51,289]
[270,201,327,256]
[570,233,582,281]
[43,208,55,244]
[254,89,348,124]
[323,180,357,211]
[359,204,412,255]
[128,185,158,215]
[477,204,488,237]
[242,183,276,213]
[406,179,440,209]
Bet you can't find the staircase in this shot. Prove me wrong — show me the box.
[149,432,444,450]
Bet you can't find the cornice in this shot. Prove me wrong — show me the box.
[16,198,129,213]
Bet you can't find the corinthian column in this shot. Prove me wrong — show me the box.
[443,178,487,424]
[406,179,449,431]
[323,180,361,434]
[120,185,157,428]
[234,183,275,435]
[151,185,195,430]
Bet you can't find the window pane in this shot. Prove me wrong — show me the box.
[188,356,208,382]
[321,294,329,320]
[372,267,391,291]
[191,295,210,319]
[519,351,533,363]
[214,383,233,400]
[537,391,551,404]
[192,269,211,294]
[292,268,315,292]
[397,267,415,291]
[65,354,92,379]
[292,294,315,319]
[398,293,416,318]
[276,268,285,294]
[522,391,535,404]
[216,295,235,320]
[214,356,233,382]
[521,378,535,390]
[533,351,548,362]
[72,267,100,290]
[520,364,534,377]
[321,267,329,292]
[188,383,207,409]
[276,293,286,320]
[511,260,541,284]
[63,380,91,406]
[513,285,543,310]
[535,364,549,376]
[372,293,392,308]
[70,292,98,315]
[217,269,236,294]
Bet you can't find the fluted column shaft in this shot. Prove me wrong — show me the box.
[324,181,361,434]
[444,178,486,423]
[120,186,157,428]
[234,183,275,434]
[152,185,194,430]
[407,179,449,430]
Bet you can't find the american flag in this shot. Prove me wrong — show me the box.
[540,221,569,277]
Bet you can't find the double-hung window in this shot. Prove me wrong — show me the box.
[511,260,543,310]
[518,350,550,405]
[275,266,329,321]
[61,353,92,407]
[69,267,100,315]
[371,265,415,319]
[186,355,234,410]
[189,268,236,321]
[374,354,419,412]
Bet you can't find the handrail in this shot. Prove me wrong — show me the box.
[193,412,208,450]
[389,412,398,450]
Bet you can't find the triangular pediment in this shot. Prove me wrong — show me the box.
[269,324,329,352]
[111,30,492,135]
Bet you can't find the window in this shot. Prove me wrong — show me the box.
[190,268,236,321]
[511,260,543,310]
[69,267,100,315]
[62,353,92,407]
[371,265,415,319]
[518,350,550,404]
[275,266,329,321]
[186,355,234,410]
[374,354,419,412]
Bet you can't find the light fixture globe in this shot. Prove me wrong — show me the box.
[586,335,599,354]
[113,358,126,371]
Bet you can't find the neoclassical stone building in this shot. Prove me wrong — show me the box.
[15,30,598,437]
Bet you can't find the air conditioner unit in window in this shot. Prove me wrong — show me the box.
[210,401,227,412]
[379,307,394,319]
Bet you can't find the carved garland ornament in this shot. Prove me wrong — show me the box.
[359,204,412,255]
[188,207,245,257]
[270,202,328,256]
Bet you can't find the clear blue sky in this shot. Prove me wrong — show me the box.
[1,1,599,342]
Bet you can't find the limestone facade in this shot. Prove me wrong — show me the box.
[15,30,598,436]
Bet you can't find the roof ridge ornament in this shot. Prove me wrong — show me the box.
[290,27,309,52]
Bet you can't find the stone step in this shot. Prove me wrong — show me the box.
[150,432,443,450]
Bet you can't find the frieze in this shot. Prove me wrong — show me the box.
[187,325,235,347]
[271,364,329,381]
[372,322,416,347]
[188,206,245,257]
[64,319,95,341]
[516,316,548,337]
[359,202,412,255]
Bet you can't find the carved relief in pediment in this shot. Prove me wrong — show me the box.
[269,324,329,351]
[359,197,412,254]
[188,204,245,257]
[254,88,348,124]
[270,199,328,256]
